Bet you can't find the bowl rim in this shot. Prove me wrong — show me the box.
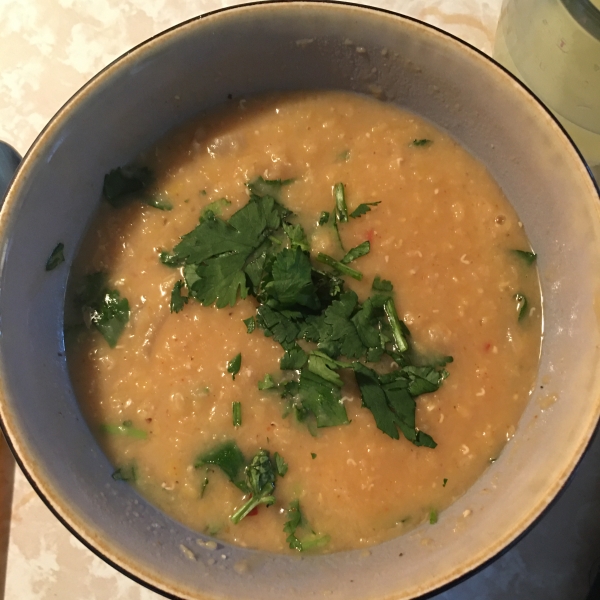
[0,1,599,599]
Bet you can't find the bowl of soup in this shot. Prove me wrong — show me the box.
[0,2,599,599]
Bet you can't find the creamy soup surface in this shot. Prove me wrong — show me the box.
[67,91,542,553]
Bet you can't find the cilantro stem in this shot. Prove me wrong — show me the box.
[231,493,275,524]
[333,183,348,223]
[316,253,363,281]
[384,298,408,352]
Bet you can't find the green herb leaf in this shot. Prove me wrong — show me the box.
[298,368,350,428]
[318,211,330,226]
[349,202,381,219]
[144,192,172,211]
[274,452,288,477]
[316,253,363,281]
[333,182,349,223]
[101,421,147,439]
[514,293,528,321]
[230,449,277,524]
[194,440,246,486]
[336,149,350,162]
[429,509,438,524]
[102,165,153,207]
[411,139,433,147]
[159,250,184,267]
[258,373,277,390]
[283,222,310,252]
[227,353,242,380]
[200,198,231,221]
[341,241,370,264]
[112,463,137,482]
[170,280,188,313]
[284,499,330,551]
[45,242,65,271]
[243,316,256,333]
[246,176,294,199]
[384,297,408,353]
[512,249,537,265]
[280,345,309,370]
[442,478,448,487]
[232,401,242,427]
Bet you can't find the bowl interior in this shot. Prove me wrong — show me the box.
[1,3,600,599]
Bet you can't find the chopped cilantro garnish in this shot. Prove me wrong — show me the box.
[45,242,65,271]
[284,499,330,551]
[246,176,294,199]
[511,249,537,265]
[280,345,309,370]
[170,280,188,313]
[194,440,246,488]
[258,373,277,390]
[442,478,448,487]
[384,297,409,353]
[232,401,242,427]
[429,509,438,524]
[411,139,433,147]
[230,449,277,524]
[514,293,528,321]
[283,222,310,252]
[103,165,153,207]
[298,369,350,428]
[318,211,330,226]
[311,453,317,459]
[144,192,173,211]
[159,250,183,267]
[341,241,370,264]
[349,202,381,219]
[227,353,242,379]
[316,253,363,280]
[200,198,231,221]
[112,463,137,482]
[101,421,147,440]
[333,182,349,223]
[243,316,256,333]
[75,272,130,348]
[274,452,288,476]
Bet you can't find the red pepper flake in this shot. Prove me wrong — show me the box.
[247,506,259,517]
[365,228,375,243]
[483,342,492,352]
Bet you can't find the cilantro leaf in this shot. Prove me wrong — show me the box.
[298,368,350,427]
[316,253,363,281]
[264,247,320,310]
[243,316,256,333]
[100,421,147,440]
[227,353,242,379]
[246,176,294,199]
[349,202,381,219]
[103,165,153,207]
[283,222,310,252]
[512,249,537,265]
[230,449,277,524]
[372,276,393,292]
[318,211,330,226]
[333,182,349,223]
[306,351,349,387]
[319,291,365,359]
[144,192,172,211]
[200,198,231,221]
[410,139,433,147]
[341,241,370,264]
[159,250,184,267]
[256,305,301,350]
[284,499,330,551]
[112,464,137,482]
[232,401,242,427]
[274,452,288,476]
[45,242,65,271]
[258,373,277,390]
[194,440,246,487]
[170,280,188,313]
[280,345,309,370]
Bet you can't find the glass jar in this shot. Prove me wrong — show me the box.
[494,0,600,179]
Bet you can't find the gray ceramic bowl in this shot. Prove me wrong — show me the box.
[1,2,600,599]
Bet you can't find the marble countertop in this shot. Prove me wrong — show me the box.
[1,1,599,599]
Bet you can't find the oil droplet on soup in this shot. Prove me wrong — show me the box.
[66,91,542,554]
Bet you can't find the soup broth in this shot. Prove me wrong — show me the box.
[66,91,542,553]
